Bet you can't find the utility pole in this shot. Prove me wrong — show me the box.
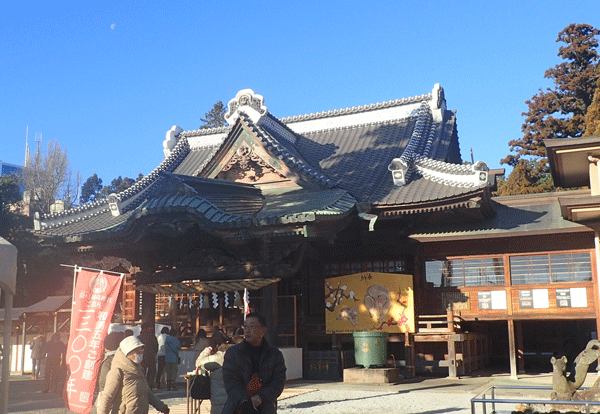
[24,126,30,167]
[35,132,42,154]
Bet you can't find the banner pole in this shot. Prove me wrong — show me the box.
[243,288,248,321]
[60,263,125,276]
[70,265,79,332]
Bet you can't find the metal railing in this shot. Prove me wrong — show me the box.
[471,385,600,414]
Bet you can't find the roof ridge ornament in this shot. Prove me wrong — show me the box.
[107,193,122,217]
[388,158,409,186]
[163,125,183,158]
[429,83,446,122]
[225,89,268,125]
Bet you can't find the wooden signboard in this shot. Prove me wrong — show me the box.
[325,272,414,334]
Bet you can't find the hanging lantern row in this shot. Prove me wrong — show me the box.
[175,291,249,310]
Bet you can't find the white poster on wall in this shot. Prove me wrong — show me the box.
[570,287,588,308]
[532,289,549,308]
[491,290,507,310]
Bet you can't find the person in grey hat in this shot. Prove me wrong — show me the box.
[96,336,170,414]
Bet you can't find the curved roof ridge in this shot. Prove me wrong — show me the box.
[298,116,419,136]
[399,102,432,165]
[414,157,487,175]
[38,135,191,221]
[413,157,489,187]
[259,113,299,145]
[179,125,232,137]
[280,93,432,124]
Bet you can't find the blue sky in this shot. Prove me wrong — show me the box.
[1,1,599,190]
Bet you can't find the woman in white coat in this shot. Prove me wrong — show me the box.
[195,332,231,414]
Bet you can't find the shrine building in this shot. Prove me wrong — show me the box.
[31,86,600,378]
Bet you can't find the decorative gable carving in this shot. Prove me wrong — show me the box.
[216,144,289,185]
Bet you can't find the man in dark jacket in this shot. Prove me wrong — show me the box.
[222,313,286,414]
[97,331,124,393]
[43,333,66,393]
[138,322,159,389]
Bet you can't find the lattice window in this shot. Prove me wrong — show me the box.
[510,252,592,285]
[425,257,504,287]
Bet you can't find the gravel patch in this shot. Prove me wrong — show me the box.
[277,389,474,414]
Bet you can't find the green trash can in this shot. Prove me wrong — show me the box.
[353,331,387,369]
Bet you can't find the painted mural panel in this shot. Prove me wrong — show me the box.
[325,272,414,333]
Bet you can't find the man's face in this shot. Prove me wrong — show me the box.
[243,317,265,346]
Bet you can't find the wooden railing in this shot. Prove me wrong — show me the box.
[417,311,462,334]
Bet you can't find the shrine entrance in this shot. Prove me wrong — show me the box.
[133,278,297,347]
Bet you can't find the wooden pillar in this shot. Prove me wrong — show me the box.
[465,335,472,373]
[508,319,518,379]
[448,334,457,378]
[141,291,156,325]
[20,320,26,375]
[219,296,224,329]
[170,295,178,331]
[516,320,525,374]
[1,290,13,414]
[331,333,341,350]
[262,283,278,345]
[405,332,415,377]
[447,310,455,332]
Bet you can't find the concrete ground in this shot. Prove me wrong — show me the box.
[4,370,599,414]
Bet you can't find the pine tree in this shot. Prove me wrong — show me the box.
[80,174,103,204]
[200,101,227,129]
[500,24,599,193]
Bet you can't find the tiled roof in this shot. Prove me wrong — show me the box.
[36,133,191,223]
[35,172,356,241]
[409,191,590,241]
[258,188,356,225]
[23,295,71,313]
[374,171,486,206]
[296,119,416,201]
[34,85,490,242]
[174,144,222,176]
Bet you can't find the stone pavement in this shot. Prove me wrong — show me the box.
[5,370,597,414]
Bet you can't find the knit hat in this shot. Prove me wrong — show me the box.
[120,335,144,356]
[104,331,122,351]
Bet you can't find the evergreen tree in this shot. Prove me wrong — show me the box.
[200,101,227,129]
[80,174,140,204]
[496,160,554,196]
[501,24,599,193]
[584,85,600,136]
[0,175,21,212]
[80,174,103,204]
